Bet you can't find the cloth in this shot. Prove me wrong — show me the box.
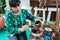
[8,31,27,40]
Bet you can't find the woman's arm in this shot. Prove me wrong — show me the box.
[26,10,36,22]
[5,11,20,34]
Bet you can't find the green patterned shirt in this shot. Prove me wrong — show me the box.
[5,9,35,34]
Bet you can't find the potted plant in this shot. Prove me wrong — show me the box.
[0,0,5,29]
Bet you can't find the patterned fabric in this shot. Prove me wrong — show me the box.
[5,9,36,40]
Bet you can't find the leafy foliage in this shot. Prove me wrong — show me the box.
[0,0,6,15]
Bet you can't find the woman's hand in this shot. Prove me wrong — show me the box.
[20,25,29,32]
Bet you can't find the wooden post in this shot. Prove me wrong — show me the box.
[58,8,60,30]
[56,0,60,32]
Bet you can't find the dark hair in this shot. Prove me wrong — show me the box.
[9,0,21,7]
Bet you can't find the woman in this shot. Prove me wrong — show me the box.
[5,0,36,40]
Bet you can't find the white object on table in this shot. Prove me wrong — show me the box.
[45,27,52,32]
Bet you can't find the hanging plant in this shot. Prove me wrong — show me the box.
[0,0,6,16]
[0,0,3,15]
[0,0,5,29]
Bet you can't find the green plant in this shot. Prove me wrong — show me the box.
[0,0,6,15]
[0,0,3,14]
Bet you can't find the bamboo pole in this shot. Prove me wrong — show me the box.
[56,0,58,27]
[58,8,60,31]
[56,0,59,31]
